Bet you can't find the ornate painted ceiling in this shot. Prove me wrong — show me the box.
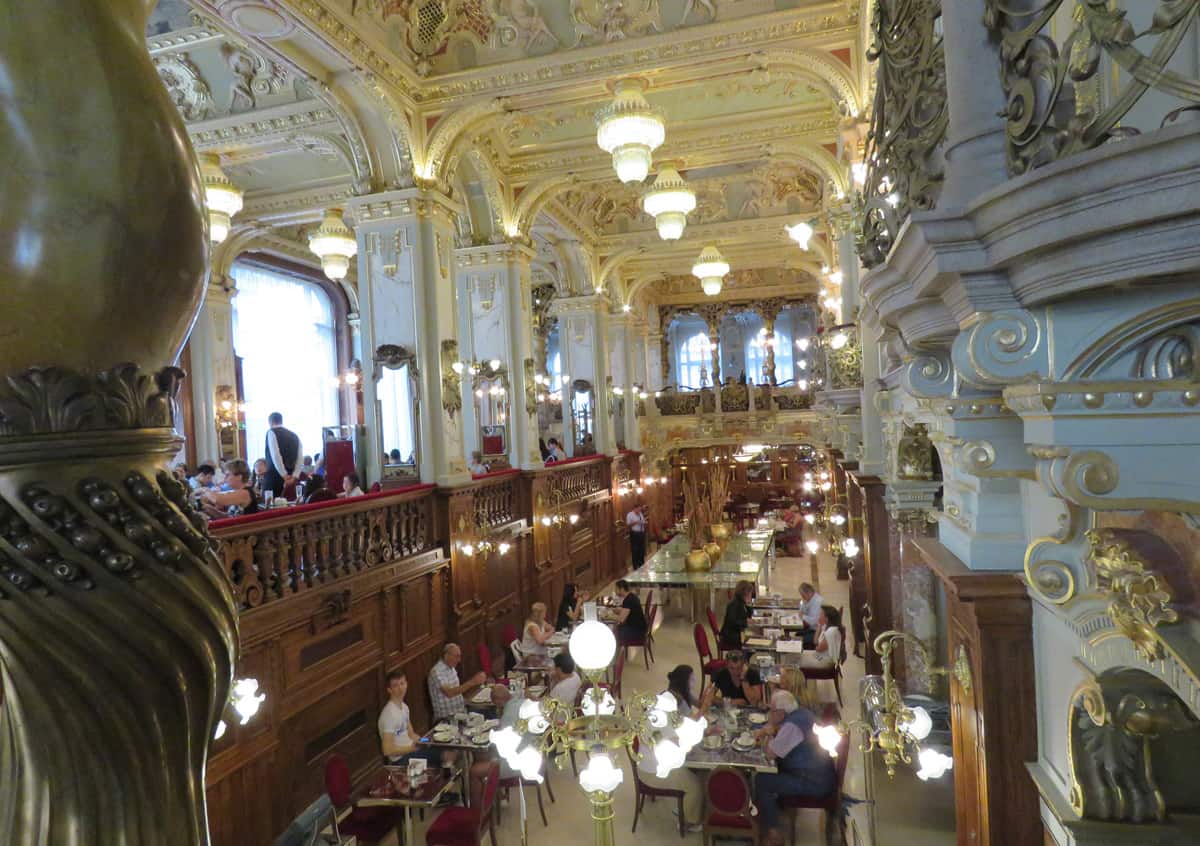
[150,0,869,312]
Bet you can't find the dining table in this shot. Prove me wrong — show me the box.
[359,762,464,846]
[685,705,775,773]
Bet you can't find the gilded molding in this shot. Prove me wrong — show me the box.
[440,339,463,419]
[1087,529,1178,663]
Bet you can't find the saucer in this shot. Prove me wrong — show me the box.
[747,712,768,725]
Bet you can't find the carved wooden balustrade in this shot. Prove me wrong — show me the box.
[210,485,437,610]
[473,470,518,527]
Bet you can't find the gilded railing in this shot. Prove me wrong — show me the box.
[474,472,517,527]
[985,0,1200,175]
[721,383,750,412]
[211,487,436,610]
[858,0,948,268]
[655,392,702,416]
[825,324,864,390]
[773,389,815,411]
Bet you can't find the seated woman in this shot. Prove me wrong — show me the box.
[467,450,489,476]
[340,472,365,498]
[520,601,555,657]
[200,459,259,518]
[799,606,843,669]
[711,651,763,706]
[637,665,718,833]
[719,579,755,649]
[555,583,589,630]
[613,580,647,646]
[753,690,837,846]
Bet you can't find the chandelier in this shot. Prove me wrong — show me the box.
[490,618,707,846]
[642,165,696,240]
[595,78,665,184]
[199,154,243,244]
[308,209,358,280]
[785,220,814,250]
[691,245,729,297]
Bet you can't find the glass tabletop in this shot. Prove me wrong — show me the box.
[623,528,774,587]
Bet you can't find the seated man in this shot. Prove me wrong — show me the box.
[711,651,763,706]
[188,464,217,493]
[546,652,582,705]
[427,643,487,723]
[378,671,430,765]
[753,690,837,846]
[798,582,824,648]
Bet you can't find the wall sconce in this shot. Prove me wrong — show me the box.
[457,514,516,559]
[215,384,241,432]
[215,676,267,741]
[538,490,580,528]
[814,631,958,781]
[441,339,463,419]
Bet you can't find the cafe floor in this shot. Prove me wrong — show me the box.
[372,550,955,846]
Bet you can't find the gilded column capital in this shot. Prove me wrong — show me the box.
[345,187,464,229]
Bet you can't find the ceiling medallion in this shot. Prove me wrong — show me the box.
[692,245,729,297]
[308,209,358,281]
[199,154,243,245]
[595,77,665,184]
[642,164,696,240]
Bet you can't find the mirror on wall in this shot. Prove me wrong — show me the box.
[571,379,595,454]
[375,344,419,481]
[472,361,510,468]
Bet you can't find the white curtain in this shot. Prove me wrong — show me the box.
[231,262,339,463]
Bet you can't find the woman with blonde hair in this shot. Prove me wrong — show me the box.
[200,459,259,518]
[521,601,555,657]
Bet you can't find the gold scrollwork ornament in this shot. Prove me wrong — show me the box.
[1087,529,1178,662]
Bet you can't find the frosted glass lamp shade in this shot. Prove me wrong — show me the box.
[569,620,617,671]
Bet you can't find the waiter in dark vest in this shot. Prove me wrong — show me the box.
[263,411,302,499]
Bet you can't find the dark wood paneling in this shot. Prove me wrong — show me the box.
[913,537,1042,846]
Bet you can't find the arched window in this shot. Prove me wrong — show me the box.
[232,261,339,463]
[677,331,714,389]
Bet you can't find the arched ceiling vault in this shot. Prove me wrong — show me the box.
[150,0,867,314]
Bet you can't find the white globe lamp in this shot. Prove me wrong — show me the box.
[308,209,358,280]
[569,619,617,672]
[199,154,243,245]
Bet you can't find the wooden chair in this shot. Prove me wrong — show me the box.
[627,739,686,837]
[706,607,722,650]
[323,754,404,845]
[801,606,847,706]
[426,761,499,846]
[702,767,759,846]
[497,758,554,827]
[643,603,658,665]
[693,624,727,694]
[610,645,627,699]
[619,624,653,671]
[779,725,851,846]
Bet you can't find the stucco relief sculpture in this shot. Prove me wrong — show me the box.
[1068,668,1198,823]
[154,53,215,121]
[0,2,239,844]
[491,0,559,50]
[572,0,663,45]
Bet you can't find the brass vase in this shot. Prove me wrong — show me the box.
[686,548,712,572]
[704,541,723,562]
[0,3,237,845]
[709,522,731,551]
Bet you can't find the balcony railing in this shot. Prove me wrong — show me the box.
[210,485,437,610]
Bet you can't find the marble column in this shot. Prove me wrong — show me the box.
[836,228,860,324]
[609,314,641,451]
[347,190,470,486]
[938,0,1009,205]
[551,295,615,455]
[188,274,239,462]
[456,243,542,469]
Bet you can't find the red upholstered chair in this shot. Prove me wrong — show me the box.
[692,624,727,694]
[323,754,403,845]
[611,646,626,699]
[369,481,382,493]
[619,614,653,671]
[702,767,759,846]
[426,761,499,846]
[705,607,726,651]
[643,604,658,665]
[801,606,848,706]
[779,724,850,845]
[627,738,686,837]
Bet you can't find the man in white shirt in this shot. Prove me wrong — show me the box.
[546,652,582,705]
[263,411,301,498]
[378,671,426,764]
[545,438,566,463]
[798,582,823,638]
[468,450,489,476]
[626,504,647,569]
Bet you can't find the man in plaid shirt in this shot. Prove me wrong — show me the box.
[428,643,487,722]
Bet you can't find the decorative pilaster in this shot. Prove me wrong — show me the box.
[188,275,239,462]
[456,243,541,469]
[0,3,238,842]
[347,189,470,486]
[551,295,615,455]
